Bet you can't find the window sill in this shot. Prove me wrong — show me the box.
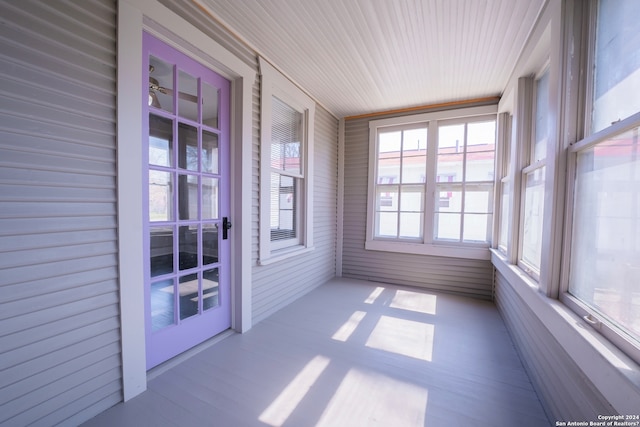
[491,249,640,413]
[258,245,315,266]
[366,239,490,260]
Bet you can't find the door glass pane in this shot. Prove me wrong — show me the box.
[178,70,198,122]
[149,114,173,167]
[202,177,219,220]
[151,279,175,331]
[150,227,173,277]
[203,223,218,265]
[202,81,219,128]
[179,225,198,271]
[179,273,199,320]
[178,174,198,220]
[203,268,219,311]
[149,55,174,114]
[178,123,198,171]
[149,170,173,221]
[202,131,219,174]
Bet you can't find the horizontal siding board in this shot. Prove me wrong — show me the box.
[0,57,114,108]
[495,271,613,420]
[0,330,120,392]
[0,1,121,424]
[2,366,122,426]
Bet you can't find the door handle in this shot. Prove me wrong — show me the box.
[222,217,232,240]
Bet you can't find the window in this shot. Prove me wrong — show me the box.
[590,0,640,134]
[562,0,640,363]
[519,68,549,278]
[497,113,513,253]
[366,105,497,260]
[259,58,315,264]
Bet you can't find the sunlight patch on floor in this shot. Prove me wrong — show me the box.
[366,315,435,362]
[390,290,437,315]
[364,286,385,304]
[332,311,367,342]
[316,368,428,427]
[258,355,331,426]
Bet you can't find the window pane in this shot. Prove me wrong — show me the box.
[401,128,428,183]
[149,55,174,114]
[202,177,219,220]
[463,213,491,242]
[499,181,510,250]
[569,127,640,343]
[435,187,462,212]
[151,279,174,331]
[521,167,545,270]
[149,170,173,221]
[178,174,198,220]
[534,70,549,162]
[149,114,173,167]
[202,131,218,174]
[150,226,173,277]
[272,96,302,174]
[178,69,198,122]
[466,121,496,181]
[376,186,398,211]
[270,173,297,241]
[437,153,463,182]
[378,156,400,185]
[379,130,401,153]
[178,123,198,171]
[376,211,398,238]
[464,187,493,214]
[399,212,423,238]
[592,0,640,133]
[400,185,424,211]
[179,225,198,271]
[435,213,461,241]
[203,268,219,311]
[202,81,219,128]
[202,223,218,265]
[178,273,199,320]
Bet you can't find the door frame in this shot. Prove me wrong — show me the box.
[117,0,254,401]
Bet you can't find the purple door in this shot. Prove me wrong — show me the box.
[143,33,231,369]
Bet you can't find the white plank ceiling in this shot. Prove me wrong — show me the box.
[196,0,544,118]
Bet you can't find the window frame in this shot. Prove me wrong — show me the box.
[258,58,315,264]
[365,104,498,260]
[558,0,640,365]
[517,65,550,281]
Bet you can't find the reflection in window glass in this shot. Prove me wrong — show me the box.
[149,55,174,114]
[178,174,198,220]
[151,279,174,331]
[202,131,219,174]
[202,177,219,220]
[202,81,219,128]
[521,167,545,271]
[271,173,297,241]
[178,69,198,122]
[179,225,198,271]
[150,227,174,277]
[569,128,640,344]
[179,273,199,320]
[149,114,173,167]
[592,0,640,133]
[203,268,219,311]
[149,170,173,221]
[178,123,198,171]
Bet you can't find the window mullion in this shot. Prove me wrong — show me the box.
[424,122,437,244]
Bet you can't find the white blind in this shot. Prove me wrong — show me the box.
[271,96,302,175]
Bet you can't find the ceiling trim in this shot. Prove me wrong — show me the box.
[344,96,501,121]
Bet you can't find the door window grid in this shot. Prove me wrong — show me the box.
[147,55,223,332]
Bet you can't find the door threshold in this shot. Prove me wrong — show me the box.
[147,329,236,381]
